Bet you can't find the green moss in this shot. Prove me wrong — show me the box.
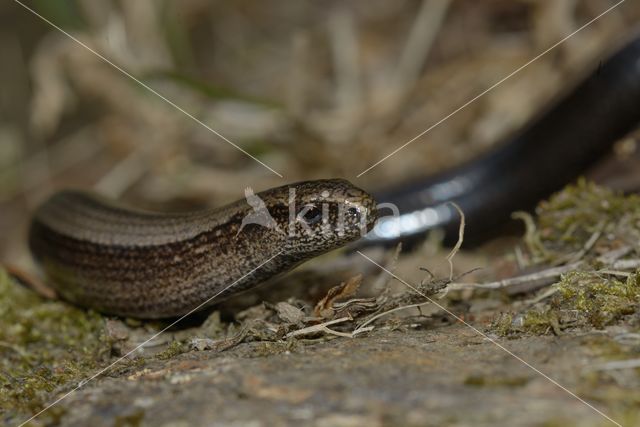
[464,374,530,387]
[493,308,560,336]
[496,271,640,336]
[499,181,640,335]
[492,312,515,337]
[0,268,108,421]
[155,340,186,360]
[523,180,640,261]
[521,308,559,335]
[556,271,640,329]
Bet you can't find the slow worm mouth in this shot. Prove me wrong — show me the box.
[363,202,378,233]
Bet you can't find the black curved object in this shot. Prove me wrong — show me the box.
[365,32,640,246]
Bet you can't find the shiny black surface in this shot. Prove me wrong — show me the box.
[366,33,640,245]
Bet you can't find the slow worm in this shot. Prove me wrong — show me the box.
[28,33,640,318]
[29,179,376,318]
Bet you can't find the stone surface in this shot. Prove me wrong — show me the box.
[44,325,635,427]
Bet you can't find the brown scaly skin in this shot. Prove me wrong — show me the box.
[29,179,377,318]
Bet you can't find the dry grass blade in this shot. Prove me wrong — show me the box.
[370,243,402,293]
[445,202,465,280]
[512,211,549,261]
[285,317,352,339]
[566,219,606,263]
[447,262,584,292]
[353,301,433,334]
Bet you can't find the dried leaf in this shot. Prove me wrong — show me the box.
[314,274,362,318]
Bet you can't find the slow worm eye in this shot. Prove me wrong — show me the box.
[347,206,360,219]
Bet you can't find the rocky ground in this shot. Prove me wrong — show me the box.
[3,183,640,427]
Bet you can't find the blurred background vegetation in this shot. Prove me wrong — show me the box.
[3,2,640,423]
[2,0,640,266]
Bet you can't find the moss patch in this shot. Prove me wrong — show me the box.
[522,179,640,263]
[497,268,640,337]
[155,340,187,360]
[0,268,109,422]
[556,271,640,329]
[497,181,640,336]
[464,374,530,387]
